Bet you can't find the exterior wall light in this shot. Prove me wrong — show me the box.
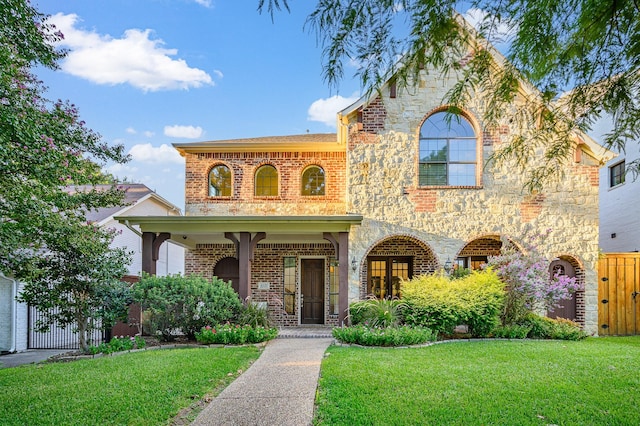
[444,258,453,274]
[351,257,357,272]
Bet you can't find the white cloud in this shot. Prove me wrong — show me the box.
[104,163,139,179]
[48,13,214,91]
[128,143,184,164]
[164,125,204,139]
[125,127,137,134]
[307,94,360,127]
[193,0,212,7]
[143,131,155,138]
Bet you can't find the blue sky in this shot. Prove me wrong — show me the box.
[35,0,364,208]
[34,1,613,209]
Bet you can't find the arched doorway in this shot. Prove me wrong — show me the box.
[456,236,503,271]
[214,257,240,295]
[363,236,437,299]
[547,258,578,321]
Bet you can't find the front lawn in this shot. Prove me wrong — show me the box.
[315,337,640,425]
[0,347,260,425]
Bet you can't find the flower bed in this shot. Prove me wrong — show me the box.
[195,324,278,345]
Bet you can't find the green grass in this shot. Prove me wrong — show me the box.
[0,346,260,425]
[315,337,640,425]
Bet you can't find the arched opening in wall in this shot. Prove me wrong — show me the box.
[214,257,240,295]
[547,256,584,326]
[456,235,503,271]
[361,236,437,299]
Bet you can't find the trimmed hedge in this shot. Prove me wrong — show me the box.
[401,269,505,337]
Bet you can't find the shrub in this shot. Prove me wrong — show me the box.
[348,297,407,328]
[195,324,278,345]
[332,325,436,346]
[517,314,587,340]
[401,270,505,337]
[237,301,272,328]
[89,335,146,355]
[492,324,531,339]
[488,228,582,325]
[548,318,587,340]
[133,274,243,340]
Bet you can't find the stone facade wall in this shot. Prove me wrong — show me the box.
[186,243,338,327]
[345,69,602,335]
[184,151,346,216]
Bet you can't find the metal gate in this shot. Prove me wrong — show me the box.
[28,306,105,349]
[598,253,640,336]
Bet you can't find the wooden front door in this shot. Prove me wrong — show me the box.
[301,259,324,324]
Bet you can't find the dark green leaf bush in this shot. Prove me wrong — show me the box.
[401,270,505,337]
[133,274,242,340]
[332,325,435,346]
[492,324,532,339]
[517,314,587,340]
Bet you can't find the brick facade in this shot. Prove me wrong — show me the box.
[184,151,346,216]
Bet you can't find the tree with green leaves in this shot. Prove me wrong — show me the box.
[259,0,639,190]
[1,0,132,351]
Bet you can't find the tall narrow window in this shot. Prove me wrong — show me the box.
[610,161,625,187]
[255,165,278,196]
[209,165,231,196]
[419,111,477,186]
[301,165,325,196]
[329,258,339,315]
[283,257,296,315]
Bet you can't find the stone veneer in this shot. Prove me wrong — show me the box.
[343,68,601,334]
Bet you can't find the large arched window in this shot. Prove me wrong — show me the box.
[209,165,232,196]
[255,164,278,196]
[301,165,325,196]
[419,111,477,186]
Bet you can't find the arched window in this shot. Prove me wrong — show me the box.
[209,165,231,197]
[419,111,477,186]
[301,165,325,196]
[255,165,278,196]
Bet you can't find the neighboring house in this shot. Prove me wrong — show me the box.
[599,139,640,252]
[118,42,613,336]
[0,184,184,352]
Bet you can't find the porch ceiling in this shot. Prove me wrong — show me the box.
[114,215,363,249]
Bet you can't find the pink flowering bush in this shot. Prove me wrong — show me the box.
[488,228,582,325]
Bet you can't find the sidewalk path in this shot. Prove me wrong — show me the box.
[0,349,69,369]
[192,336,333,426]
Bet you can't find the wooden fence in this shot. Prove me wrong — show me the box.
[598,253,640,336]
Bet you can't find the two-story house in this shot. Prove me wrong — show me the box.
[119,52,613,336]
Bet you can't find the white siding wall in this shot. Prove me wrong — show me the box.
[15,282,27,352]
[106,196,185,276]
[599,139,640,252]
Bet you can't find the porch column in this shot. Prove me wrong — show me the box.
[338,232,349,325]
[141,232,171,275]
[237,232,266,302]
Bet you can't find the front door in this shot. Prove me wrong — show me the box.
[301,259,324,324]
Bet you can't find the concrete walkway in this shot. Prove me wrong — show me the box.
[0,349,69,369]
[192,334,333,426]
